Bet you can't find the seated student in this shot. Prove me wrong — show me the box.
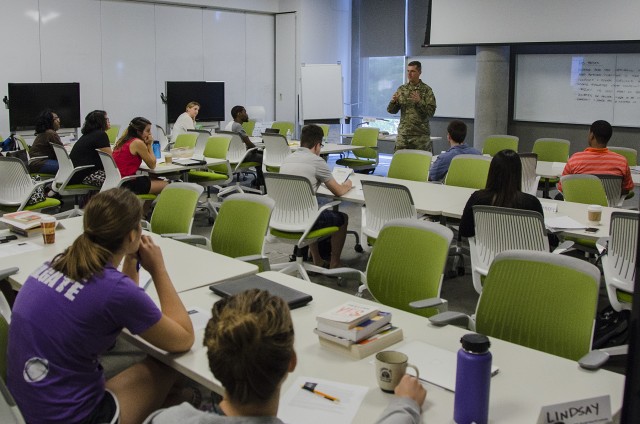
[144,289,426,424]
[224,105,264,187]
[171,101,199,141]
[429,120,481,182]
[28,109,64,174]
[459,149,547,239]
[280,124,352,269]
[557,119,633,194]
[69,110,113,187]
[7,188,195,424]
[113,117,168,195]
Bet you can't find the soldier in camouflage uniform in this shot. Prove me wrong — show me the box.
[387,61,437,152]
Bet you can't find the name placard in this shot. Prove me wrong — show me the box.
[537,395,611,424]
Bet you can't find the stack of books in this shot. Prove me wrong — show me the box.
[0,211,48,237]
[314,301,403,359]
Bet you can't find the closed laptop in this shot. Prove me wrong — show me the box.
[209,275,313,309]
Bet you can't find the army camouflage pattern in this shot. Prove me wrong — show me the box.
[387,80,436,152]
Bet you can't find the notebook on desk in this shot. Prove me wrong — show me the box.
[209,275,313,309]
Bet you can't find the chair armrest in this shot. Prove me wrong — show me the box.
[119,175,146,186]
[141,220,151,231]
[28,155,48,164]
[595,236,610,255]
[427,311,471,327]
[235,254,271,271]
[578,350,610,370]
[162,234,209,246]
[0,267,19,281]
[409,298,448,309]
[56,164,95,190]
[296,200,343,244]
[552,240,574,254]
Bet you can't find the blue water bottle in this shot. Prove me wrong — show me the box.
[454,333,492,424]
[152,140,161,158]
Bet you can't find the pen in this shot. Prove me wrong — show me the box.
[302,382,340,403]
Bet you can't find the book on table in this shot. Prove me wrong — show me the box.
[316,301,380,330]
[316,311,392,342]
[0,211,48,230]
[315,326,404,360]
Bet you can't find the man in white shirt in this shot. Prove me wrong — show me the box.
[280,124,353,269]
[224,105,264,188]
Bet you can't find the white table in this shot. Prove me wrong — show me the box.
[121,271,625,423]
[251,139,365,156]
[537,160,640,186]
[340,133,442,143]
[139,154,226,178]
[0,216,257,294]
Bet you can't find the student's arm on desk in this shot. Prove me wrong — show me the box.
[137,235,195,352]
[374,375,425,424]
[130,137,157,169]
[325,178,353,197]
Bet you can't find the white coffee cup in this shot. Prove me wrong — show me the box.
[375,351,419,393]
[164,152,173,164]
[587,204,603,225]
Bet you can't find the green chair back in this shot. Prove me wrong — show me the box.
[271,121,294,137]
[560,174,608,207]
[387,149,432,182]
[444,154,491,189]
[482,135,519,157]
[608,146,637,166]
[532,138,570,163]
[210,193,274,261]
[242,120,256,137]
[173,133,198,149]
[350,127,379,160]
[105,125,120,145]
[317,124,330,138]
[476,250,600,361]
[366,219,453,318]
[149,183,203,234]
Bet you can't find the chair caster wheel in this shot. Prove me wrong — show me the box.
[354,244,364,253]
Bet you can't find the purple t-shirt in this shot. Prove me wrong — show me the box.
[7,263,162,424]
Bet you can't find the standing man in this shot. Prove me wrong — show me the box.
[429,120,481,182]
[280,124,352,269]
[224,105,264,188]
[387,61,437,152]
[557,120,633,194]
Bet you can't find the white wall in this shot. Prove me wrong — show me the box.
[0,0,275,134]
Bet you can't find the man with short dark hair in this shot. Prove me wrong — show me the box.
[429,120,481,182]
[280,124,352,269]
[224,105,264,187]
[558,120,633,194]
[387,60,437,152]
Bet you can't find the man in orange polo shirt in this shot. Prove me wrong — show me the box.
[557,120,633,194]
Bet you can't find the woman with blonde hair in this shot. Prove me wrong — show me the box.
[113,117,168,195]
[7,188,195,424]
[171,101,200,140]
[145,289,426,424]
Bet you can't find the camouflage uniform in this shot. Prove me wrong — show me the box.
[387,80,437,152]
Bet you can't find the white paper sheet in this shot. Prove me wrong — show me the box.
[545,216,587,230]
[278,376,368,424]
[0,241,42,258]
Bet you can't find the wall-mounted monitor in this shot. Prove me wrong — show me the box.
[8,82,81,132]
[165,81,225,124]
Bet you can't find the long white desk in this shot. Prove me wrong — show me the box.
[340,133,442,143]
[537,160,640,186]
[0,216,257,294]
[121,271,625,423]
[139,155,226,177]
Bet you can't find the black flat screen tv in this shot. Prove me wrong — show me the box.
[166,81,225,124]
[8,82,80,132]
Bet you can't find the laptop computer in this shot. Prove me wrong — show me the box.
[209,275,313,309]
[264,128,280,134]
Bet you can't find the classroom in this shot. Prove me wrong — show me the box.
[1,0,639,423]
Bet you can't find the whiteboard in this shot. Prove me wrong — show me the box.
[300,64,343,122]
[411,56,476,119]
[515,54,640,127]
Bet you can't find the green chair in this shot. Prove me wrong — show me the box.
[602,211,638,313]
[533,138,570,198]
[608,146,637,166]
[242,120,256,137]
[144,182,203,235]
[261,133,291,173]
[482,135,518,157]
[264,173,360,282]
[50,144,99,218]
[105,125,120,145]
[174,194,275,271]
[360,180,417,246]
[358,219,453,318]
[387,149,432,182]
[425,250,600,362]
[215,131,262,196]
[173,133,198,149]
[0,157,61,212]
[560,174,608,207]
[444,154,491,189]
[335,127,380,173]
[317,124,330,139]
[13,135,30,152]
[271,121,294,138]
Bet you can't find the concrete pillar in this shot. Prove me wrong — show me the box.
[474,46,510,150]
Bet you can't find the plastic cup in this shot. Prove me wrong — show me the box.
[41,216,57,244]
[587,205,603,225]
[165,152,173,164]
